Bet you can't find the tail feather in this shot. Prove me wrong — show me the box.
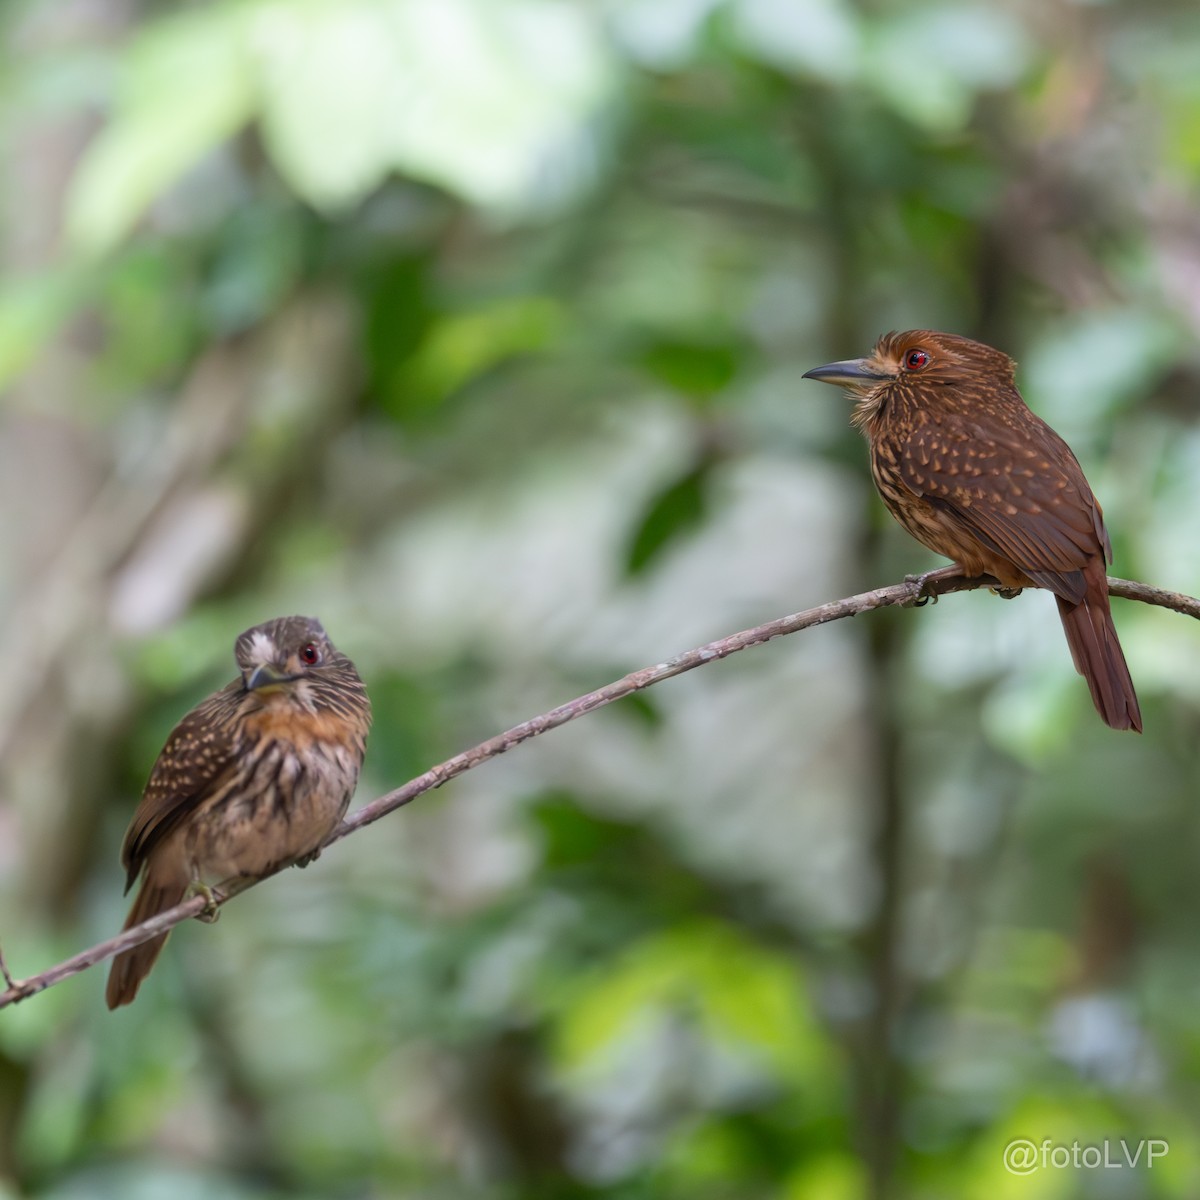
[1055,562,1141,733]
[105,877,186,1009]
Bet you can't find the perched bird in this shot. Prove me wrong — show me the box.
[106,616,372,1008]
[803,330,1141,732]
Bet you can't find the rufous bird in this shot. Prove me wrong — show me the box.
[803,330,1141,732]
[106,615,372,1008]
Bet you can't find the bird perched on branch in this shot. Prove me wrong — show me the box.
[106,616,372,1008]
[803,330,1141,732]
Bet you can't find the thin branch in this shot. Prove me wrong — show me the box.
[0,945,18,991]
[2,573,1194,1010]
[1107,577,1200,619]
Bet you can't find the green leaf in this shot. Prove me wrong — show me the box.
[639,336,743,399]
[0,269,91,393]
[530,793,633,870]
[1023,310,1182,432]
[783,1155,869,1200]
[731,0,862,84]
[866,6,1031,130]
[624,457,713,576]
[396,295,563,416]
[553,922,831,1082]
[251,0,614,213]
[66,7,255,255]
[66,0,616,255]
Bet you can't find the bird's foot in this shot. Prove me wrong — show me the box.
[188,881,222,924]
[292,847,322,870]
[902,571,945,609]
[903,572,935,606]
[992,586,1023,600]
[904,565,963,607]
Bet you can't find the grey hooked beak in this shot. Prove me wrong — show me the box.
[802,358,892,386]
[243,662,296,693]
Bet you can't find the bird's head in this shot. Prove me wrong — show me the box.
[802,330,1017,403]
[234,615,362,713]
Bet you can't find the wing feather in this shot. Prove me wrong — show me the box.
[120,682,241,892]
[898,407,1109,604]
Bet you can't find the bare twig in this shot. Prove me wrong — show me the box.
[0,945,19,992]
[2,572,1194,1011]
[1107,577,1200,619]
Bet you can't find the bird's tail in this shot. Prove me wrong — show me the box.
[105,876,185,1009]
[1055,562,1142,733]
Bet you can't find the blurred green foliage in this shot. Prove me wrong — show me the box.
[3,0,1200,1197]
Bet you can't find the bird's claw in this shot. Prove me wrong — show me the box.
[903,571,940,607]
[189,881,222,924]
[993,586,1023,600]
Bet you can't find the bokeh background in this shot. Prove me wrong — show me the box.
[2,0,1200,1197]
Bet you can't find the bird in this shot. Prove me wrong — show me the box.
[106,615,372,1008]
[802,329,1141,732]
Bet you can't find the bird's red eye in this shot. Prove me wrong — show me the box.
[300,643,320,665]
[905,350,930,371]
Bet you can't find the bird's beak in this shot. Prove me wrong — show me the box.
[243,663,295,693]
[802,358,892,387]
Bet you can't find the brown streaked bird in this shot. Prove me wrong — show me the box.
[106,615,372,1009]
[803,330,1141,732]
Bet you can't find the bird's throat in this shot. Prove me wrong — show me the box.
[850,388,889,435]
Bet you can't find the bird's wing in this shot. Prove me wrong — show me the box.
[120,683,241,892]
[897,408,1110,604]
